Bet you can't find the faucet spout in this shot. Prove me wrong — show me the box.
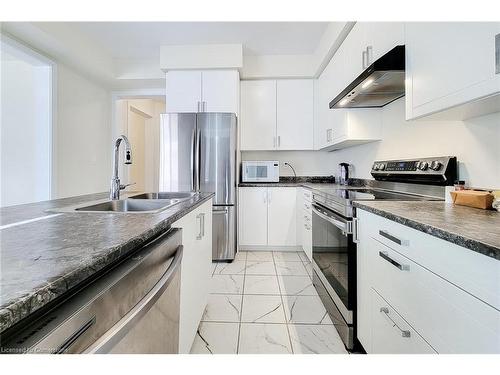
[110,135,133,200]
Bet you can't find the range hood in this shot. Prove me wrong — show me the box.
[329,45,405,109]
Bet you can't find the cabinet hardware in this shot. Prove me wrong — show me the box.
[197,101,201,112]
[380,307,411,338]
[202,101,207,112]
[379,251,410,271]
[362,50,367,69]
[496,33,499,74]
[196,213,205,240]
[353,218,360,243]
[379,230,409,246]
[277,136,281,148]
[366,46,373,66]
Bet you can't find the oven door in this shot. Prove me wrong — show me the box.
[311,203,356,337]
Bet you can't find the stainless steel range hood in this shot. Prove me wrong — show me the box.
[329,45,405,109]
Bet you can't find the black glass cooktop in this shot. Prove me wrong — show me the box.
[316,187,439,201]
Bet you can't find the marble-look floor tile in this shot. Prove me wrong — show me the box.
[190,322,239,354]
[277,275,317,296]
[273,252,302,262]
[245,261,276,275]
[246,251,274,261]
[241,295,286,323]
[238,323,292,354]
[303,262,313,278]
[202,294,242,322]
[282,295,332,324]
[275,261,308,276]
[288,324,347,354]
[234,251,247,262]
[210,275,244,294]
[244,275,280,295]
[214,260,247,275]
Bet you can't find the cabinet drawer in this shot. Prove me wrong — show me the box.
[368,238,500,353]
[357,209,500,310]
[371,288,436,354]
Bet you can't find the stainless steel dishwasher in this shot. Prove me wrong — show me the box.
[1,229,182,354]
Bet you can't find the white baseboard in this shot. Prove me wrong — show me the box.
[238,245,302,252]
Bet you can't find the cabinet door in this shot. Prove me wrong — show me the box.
[276,80,314,150]
[342,23,366,84]
[406,22,500,119]
[165,71,202,112]
[267,187,297,246]
[174,200,212,353]
[363,22,404,64]
[238,187,268,246]
[201,70,239,114]
[240,80,277,150]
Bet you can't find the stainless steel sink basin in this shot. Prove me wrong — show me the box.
[75,199,176,213]
[129,192,197,200]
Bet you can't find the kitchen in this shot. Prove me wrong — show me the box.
[0,2,499,371]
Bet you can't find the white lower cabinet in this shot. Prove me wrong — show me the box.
[238,187,298,249]
[173,199,212,353]
[238,187,268,246]
[356,209,500,354]
[370,288,436,354]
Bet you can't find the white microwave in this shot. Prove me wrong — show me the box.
[242,161,280,183]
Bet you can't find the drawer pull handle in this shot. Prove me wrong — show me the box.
[380,307,411,338]
[379,230,409,246]
[379,251,410,271]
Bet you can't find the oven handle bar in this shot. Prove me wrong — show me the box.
[312,204,352,234]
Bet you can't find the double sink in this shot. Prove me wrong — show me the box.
[72,192,198,213]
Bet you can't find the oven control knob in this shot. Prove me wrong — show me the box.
[373,163,379,170]
[418,161,429,171]
[430,160,442,171]
[378,163,386,170]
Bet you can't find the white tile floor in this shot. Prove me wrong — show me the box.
[190,251,348,354]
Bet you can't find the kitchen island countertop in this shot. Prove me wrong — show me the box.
[0,191,214,334]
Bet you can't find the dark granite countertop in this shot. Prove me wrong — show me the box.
[354,201,500,260]
[239,176,336,188]
[0,192,214,334]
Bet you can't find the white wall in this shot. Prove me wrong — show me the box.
[1,56,51,206]
[242,99,500,189]
[55,64,112,198]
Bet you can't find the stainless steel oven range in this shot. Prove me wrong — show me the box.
[311,156,457,351]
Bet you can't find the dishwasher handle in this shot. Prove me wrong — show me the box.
[86,245,183,354]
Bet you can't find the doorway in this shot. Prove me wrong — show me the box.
[114,97,166,193]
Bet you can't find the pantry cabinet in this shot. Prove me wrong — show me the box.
[173,199,212,353]
[166,70,239,114]
[240,79,314,151]
[238,187,298,249]
[356,209,500,354]
[405,22,500,120]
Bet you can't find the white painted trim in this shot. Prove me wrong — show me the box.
[238,245,301,252]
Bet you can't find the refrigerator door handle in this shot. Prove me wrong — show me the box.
[190,127,196,191]
[194,126,201,192]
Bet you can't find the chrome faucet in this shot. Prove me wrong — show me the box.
[110,135,133,200]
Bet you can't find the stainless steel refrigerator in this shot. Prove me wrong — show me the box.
[159,112,237,261]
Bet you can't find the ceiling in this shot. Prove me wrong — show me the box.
[69,22,330,59]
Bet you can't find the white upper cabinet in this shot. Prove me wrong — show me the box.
[241,79,314,151]
[405,22,500,120]
[166,69,239,114]
[165,71,202,113]
[240,80,277,151]
[276,80,314,150]
[201,70,239,113]
[363,22,404,65]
